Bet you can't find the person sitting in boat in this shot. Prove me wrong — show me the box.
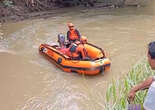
[67,23,81,44]
[67,40,87,60]
[80,36,92,60]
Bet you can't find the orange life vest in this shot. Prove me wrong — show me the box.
[69,29,79,41]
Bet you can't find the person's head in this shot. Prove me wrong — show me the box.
[69,43,78,53]
[148,41,155,69]
[67,23,74,30]
[80,36,87,44]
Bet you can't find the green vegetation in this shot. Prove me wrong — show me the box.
[3,0,13,7]
[105,59,155,110]
[0,0,125,8]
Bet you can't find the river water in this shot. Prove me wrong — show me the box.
[0,2,155,110]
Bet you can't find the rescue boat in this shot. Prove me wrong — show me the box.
[39,43,111,75]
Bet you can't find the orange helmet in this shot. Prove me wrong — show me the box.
[80,36,87,44]
[67,23,74,27]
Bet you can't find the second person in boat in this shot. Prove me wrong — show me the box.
[67,36,88,60]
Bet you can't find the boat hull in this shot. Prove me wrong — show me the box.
[39,44,110,75]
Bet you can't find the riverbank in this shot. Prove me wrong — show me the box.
[0,0,148,23]
[105,59,155,109]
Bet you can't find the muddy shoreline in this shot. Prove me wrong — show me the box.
[0,2,142,23]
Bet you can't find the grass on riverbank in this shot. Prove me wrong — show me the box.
[105,59,155,110]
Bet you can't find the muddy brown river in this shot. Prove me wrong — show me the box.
[0,1,155,110]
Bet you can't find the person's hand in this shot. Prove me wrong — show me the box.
[128,90,136,103]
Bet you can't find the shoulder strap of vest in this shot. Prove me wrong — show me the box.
[75,29,81,39]
[67,31,70,40]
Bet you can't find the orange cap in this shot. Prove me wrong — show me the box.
[67,23,74,27]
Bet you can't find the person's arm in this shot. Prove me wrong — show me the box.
[77,45,86,59]
[128,76,154,102]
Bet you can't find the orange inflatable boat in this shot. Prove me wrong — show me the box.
[39,43,111,75]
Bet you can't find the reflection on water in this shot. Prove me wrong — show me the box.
[0,2,155,110]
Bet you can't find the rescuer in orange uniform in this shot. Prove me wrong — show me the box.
[67,23,81,43]
[67,36,88,60]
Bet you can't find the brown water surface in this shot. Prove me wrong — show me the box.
[0,2,155,110]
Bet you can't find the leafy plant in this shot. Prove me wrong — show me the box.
[3,0,13,7]
[105,59,155,110]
